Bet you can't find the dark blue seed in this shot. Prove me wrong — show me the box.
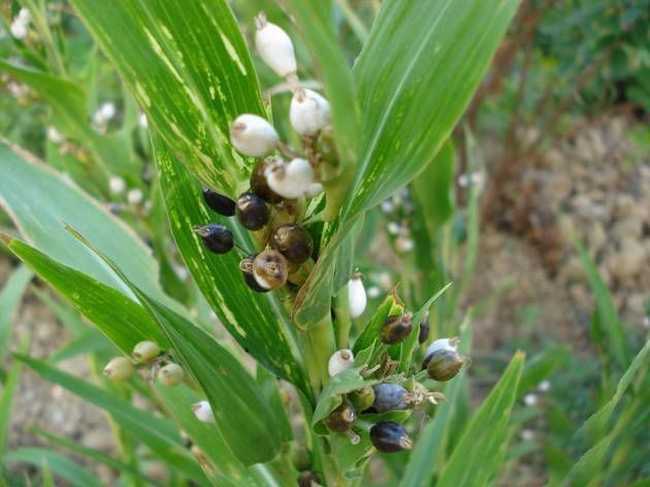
[372,383,409,412]
[202,188,236,216]
[236,192,269,230]
[194,224,233,254]
[370,421,412,453]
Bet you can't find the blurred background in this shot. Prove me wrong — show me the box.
[0,0,648,485]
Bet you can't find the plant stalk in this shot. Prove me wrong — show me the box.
[303,315,336,393]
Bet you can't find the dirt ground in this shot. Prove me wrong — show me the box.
[1,116,648,483]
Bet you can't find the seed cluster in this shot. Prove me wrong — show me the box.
[324,325,466,453]
[103,340,184,386]
[381,188,416,254]
[196,12,331,294]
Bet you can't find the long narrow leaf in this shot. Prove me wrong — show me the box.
[69,0,265,197]
[5,448,100,487]
[0,265,32,359]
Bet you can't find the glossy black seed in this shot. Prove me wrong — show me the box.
[426,349,464,382]
[202,188,236,216]
[240,256,270,293]
[236,192,270,230]
[271,224,313,264]
[369,421,412,453]
[381,314,413,344]
[194,224,233,254]
[372,383,409,413]
[251,158,283,203]
[325,401,356,432]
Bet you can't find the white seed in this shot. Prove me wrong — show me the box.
[158,363,184,386]
[304,182,324,198]
[425,338,458,358]
[386,222,401,235]
[127,188,144,205]
[524,393,538,407]
[17,8,31,23]
[521,429,535,441]
[367,286,381,299]
[255,13,297,78]
[395,236,414,253]
[538,380,551,392]
[99,102,116,120]
[138,113,148,128]
[103,357,133,381]
[290,88,331,136]
[230,114,278,157]
[10,20,28,39]
[109,176,126,195]
[328,349,354,377]
[192,400,215,423]
[46,126,64,144]
[132,340,161,364]
[347,275,367,319]
[264,158,315,199]
[381,200,395,213]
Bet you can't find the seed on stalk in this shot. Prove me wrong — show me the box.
[254,13,297,78]
[194,224,234,254]
[370,421,412,453]
[328,349,354,377]
[290,88,331,136]
[325,401,356,433]
[132,340,161,364]
[372,383,410,413]
[271,224,313,264]
[103,357,133,382]
[202,188,236,216]
[264,158,317,200]
[158,363,184,386]
[347,274,367,319]
[252,249,288,290]
[230,114,278,157]
[423,338,464,382]
[240,256,271,293]
[192,401,214,423]
[381,313,413,344]
[236,192,270,230]
[251,158,284,203]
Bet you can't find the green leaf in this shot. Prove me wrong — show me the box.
[69,0,265,197]
[7,239,167,353]
[412,141,456,233]
[437,352,525,487]
[154,384,251,486]
[14,355,205,482]
[32,428,154,485]
[576,240,629,368]
[0,265,32,359]
[0,142,169,306]
[67,227,290,466]
[5,448,100,487]
[346,0,520,217]
[516,345,569,399]
[0,358,23,458]
[576,339,650,442]
[156,146,309,393]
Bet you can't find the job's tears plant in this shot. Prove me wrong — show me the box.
[0,1,523,485]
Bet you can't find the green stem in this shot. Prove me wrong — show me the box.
[22,0,66,76]
[334,289,352,349]
[303,315,336,394]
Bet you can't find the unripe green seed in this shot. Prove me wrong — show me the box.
[349,386,375,412]
[158,363,184,386]
[426,349,464,382]
[103,357,133,381]
[132,340,161,364]
[381,313,413,344]
[325,401,356,433]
